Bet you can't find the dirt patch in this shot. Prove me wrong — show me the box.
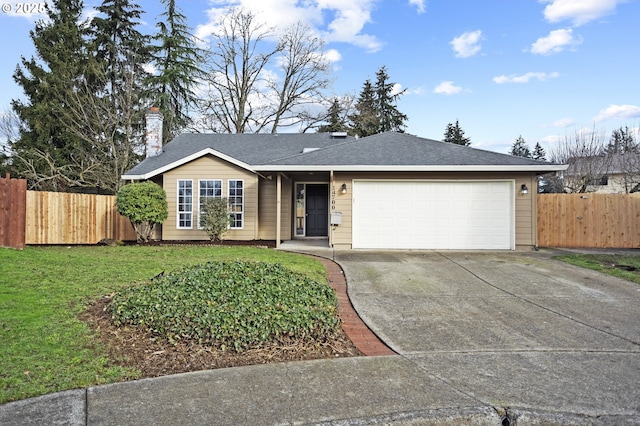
[80,296,362,379]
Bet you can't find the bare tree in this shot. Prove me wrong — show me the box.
[196,8,278,133]
[55,65,144,193]
[264,22,331,133]
[550,127,612,193]
[194,9,332,134]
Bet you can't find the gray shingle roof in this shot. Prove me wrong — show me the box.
[123,132,565,179]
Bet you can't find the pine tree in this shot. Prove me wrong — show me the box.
[317,98,349,133]
[607,126,638,154]
[509,135,532,158]
[532,142,546,161]
[148,0,206,143]
[349,66,407,137]
[443,120,471,146]
[349,80,379,137]
[83,0,150,190]
[374,66,407,133]
[91,0,150,91]
[11,0,99,191]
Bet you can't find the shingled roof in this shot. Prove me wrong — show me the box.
[122,132,565,180]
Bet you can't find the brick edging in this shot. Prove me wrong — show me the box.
[313,257,396,356]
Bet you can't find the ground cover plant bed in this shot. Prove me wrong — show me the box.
[555,253,640,285]
[0,245,359,404]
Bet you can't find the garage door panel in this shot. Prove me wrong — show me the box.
[353,181,513,250]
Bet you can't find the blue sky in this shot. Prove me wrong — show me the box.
[1,0,638,156]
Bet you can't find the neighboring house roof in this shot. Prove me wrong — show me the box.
[122,132,566,180]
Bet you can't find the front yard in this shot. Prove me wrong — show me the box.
[0,245,355,404]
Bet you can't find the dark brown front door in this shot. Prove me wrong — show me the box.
[305,184,328,236]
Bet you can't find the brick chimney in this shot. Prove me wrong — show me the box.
[145,107,163,158]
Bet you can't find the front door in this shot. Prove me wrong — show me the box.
[305,184,328,237]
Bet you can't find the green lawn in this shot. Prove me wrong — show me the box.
[0,245,326,404]
[554,253,640,285]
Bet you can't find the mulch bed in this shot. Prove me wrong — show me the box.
[80,295,362,379]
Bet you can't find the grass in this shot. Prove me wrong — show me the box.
[554,253,640,285]
[0,245,327,404]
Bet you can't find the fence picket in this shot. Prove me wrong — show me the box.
[537,193,640,248]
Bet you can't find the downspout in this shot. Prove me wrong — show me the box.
[329,170,334,248]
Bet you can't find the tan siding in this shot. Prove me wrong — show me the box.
[333,171,538,249]
[163,156,258,241]
[257,177,291,241]
[258,179,276,240]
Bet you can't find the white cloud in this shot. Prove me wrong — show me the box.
[409,0,426,14]
[391,83,404,96]
[593,104,640,122]
[493,72,559,84]
[552,117,576,127]
[530,28,582,55]
[195,0,383,53]
[433,81,463,95]
[541,0,624,26]
[450,30,482,58]
[324,49,342,63]
[541,134,562,144]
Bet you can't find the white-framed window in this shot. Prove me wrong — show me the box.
[228,179,244,229]
[177,179,193,229]
[198,179,222,228]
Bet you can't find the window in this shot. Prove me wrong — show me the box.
[198,180,222,228]
[228,179,244,229]
[177,180,193,229]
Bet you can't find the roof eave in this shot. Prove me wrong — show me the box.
[120,148,256,181]
[254,164,569,172]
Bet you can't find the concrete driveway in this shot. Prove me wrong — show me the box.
[336,250,640,419]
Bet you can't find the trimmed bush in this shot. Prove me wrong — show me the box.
[116,181,168,242]
[200,197,231,241]
[110,261,339,352]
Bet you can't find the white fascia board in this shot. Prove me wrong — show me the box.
[120,148,256,181]
[254,164,569,172]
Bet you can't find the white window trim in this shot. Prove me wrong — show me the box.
[176,179,193,229]
[197,179,223,229]
[228,179,244,230]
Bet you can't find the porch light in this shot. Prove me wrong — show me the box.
[341,183,347,194]
[521,183,529,194]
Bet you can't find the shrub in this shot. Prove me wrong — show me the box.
[111,261,339,352]
[116,181,168,243]
[200,197,231,241]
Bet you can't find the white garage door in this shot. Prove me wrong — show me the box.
[352,180,514,250]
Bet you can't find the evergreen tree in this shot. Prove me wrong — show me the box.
[374,66,407,133]
[509,135,532,158]
[532,142,546,161]
[349,80,379,137]
[148,0,206,143]
[91,0,150,91]
[443,120,470,146]
[81,0,150,191]
[606,126,638,154]
[11,0,93,191]
[317,98,349,133]
[349,66,407,137]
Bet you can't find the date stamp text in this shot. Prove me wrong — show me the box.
[2,3,46,14]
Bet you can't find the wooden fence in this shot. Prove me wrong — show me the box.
[537,193,640,248]
[0,175,27,249]
[25,191,136,244]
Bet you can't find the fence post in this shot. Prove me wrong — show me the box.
[0,174,27,249]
